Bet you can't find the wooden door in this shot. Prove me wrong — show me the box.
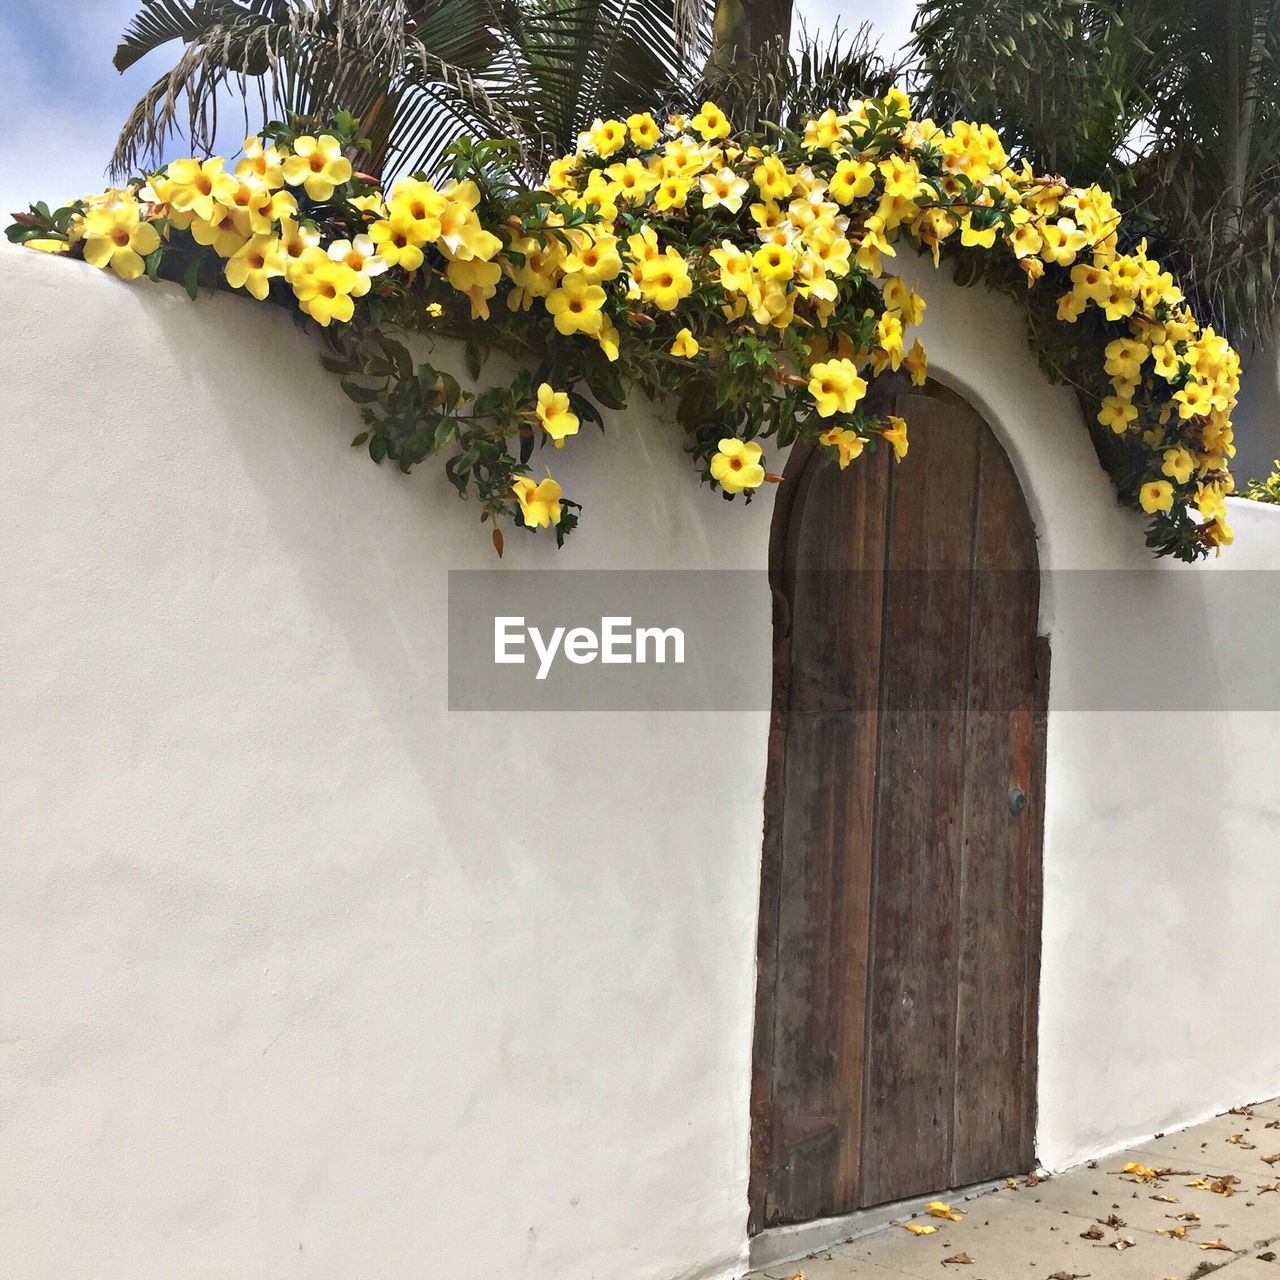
[749,379,1048,1232]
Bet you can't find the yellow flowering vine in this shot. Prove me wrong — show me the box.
[8,93,1239,558]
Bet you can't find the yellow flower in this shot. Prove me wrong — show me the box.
[224,233,287,300]
[819,426,864,468]
[752,243,795,281]
[281,134,352,201]
[189,206,249,258]
[291,252,360,325]
[879,155,922,200]
[670,327,700,357]
[753,155,793,202]
[882,415,910,460]
[802,108,844,154]
[387,176,447,241]
[597,314,621,362]
[562,230,623,282]
[234,136,286,188]
[828,157,875,205]
[1010,220,1044,259]
[513,474,563,527]
[876,310,905,356]
[606,157,660,202]
[653,176,690,211]
[163,157,237,223]
[1139,480,1175,514]
[1097,395,1138,434]
[1161,447,1195,484]
[1175,380,1212,419]
[1201,516,1234,551]
[545,272,607,335]
[1056,289,1086,322]
[535,384,580,448]
[700,167,749,213]
[278,215,321,274]
[903,338,928,386]
[691,102,731,141]
[627,112,661,148]
[368,214,429,271]
[438,183,502,261]
[445,256,503,319]
[1040,218,1088,267]
[807,358,868,417]
[1103,337,1148,381]
[882,277,925,326]
[80,202,161,280]
[959,213,998,249]
[24,237,69,254]
[637,250,693,311]
[588,118,629,157]
[1195,481,1227,521]
[326,235,389,296]
[710,438,765,493]
[854,215,896,275]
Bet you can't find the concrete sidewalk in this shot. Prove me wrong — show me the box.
[749,1099,1280,1280]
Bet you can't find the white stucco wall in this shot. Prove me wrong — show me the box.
[2,243,1279,1279]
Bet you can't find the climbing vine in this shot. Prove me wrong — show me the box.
[7,92,1240,558]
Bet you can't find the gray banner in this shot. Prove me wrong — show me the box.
[448,569,1280,711]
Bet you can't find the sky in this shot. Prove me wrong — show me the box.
[0,0,915,222]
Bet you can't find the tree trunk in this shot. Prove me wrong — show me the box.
[709,0,794,78]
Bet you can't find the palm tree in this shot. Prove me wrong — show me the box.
[909,0,1280,348]
[110,0,712,184]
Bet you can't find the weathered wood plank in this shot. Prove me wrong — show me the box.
[753,446,889,1226]
[859,389,981,1207]
[950,425,1041,1186]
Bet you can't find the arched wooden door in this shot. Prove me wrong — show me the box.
[749,378,1049,1232]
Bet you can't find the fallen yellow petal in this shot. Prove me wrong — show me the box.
[902,1222,938,1235]
[926,1200,965,1222]
[1200,1239,1232,1251]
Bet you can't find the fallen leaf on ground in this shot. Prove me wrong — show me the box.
[1199,1238,1232,1251]
[1157,1226,1188,1239]
[1046,1273,1090,1279]
[1175,1211,1200,1222]
[1120,1162,1158,1181]
[1258,1182,1279,1194]
[1108,1236,1136,1251]
[1080,1224,1105,1240]
[1230,1106,1253,1117]
[927,1201,965,1222]
[1226,1134,1255,1148]
[942,1252,974,1265]
[1267,1120,1280,1130]
[1101,1214,1126,1229]
[1262,1153,1280,1164]
[1188,1174,1239,1196]
[1150,1193,1178,1203]
[902,1222,938,1235]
